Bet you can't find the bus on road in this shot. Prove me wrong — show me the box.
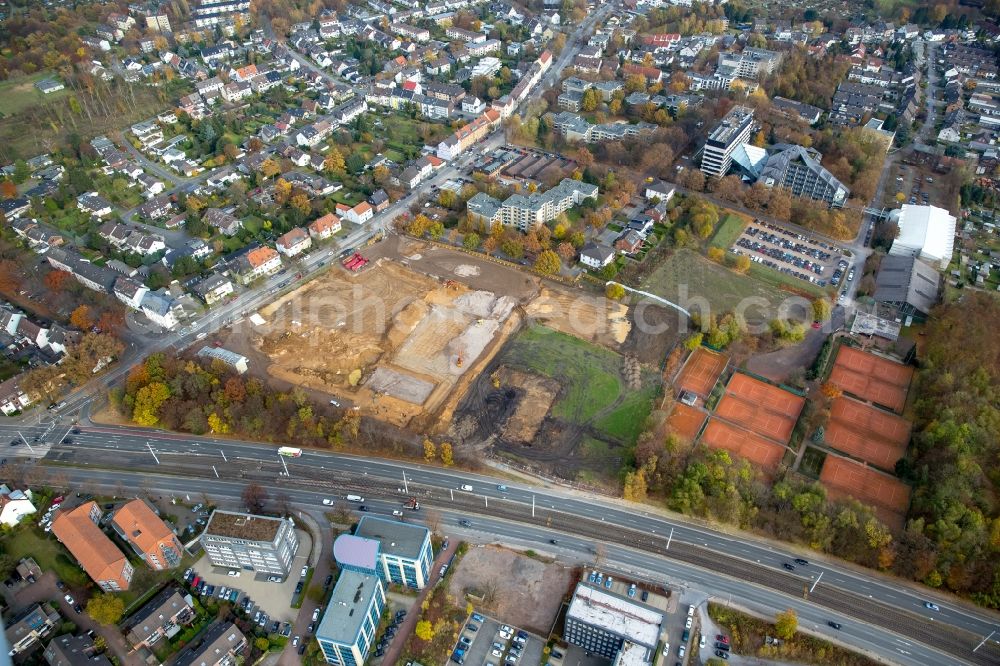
[278,447,302,457]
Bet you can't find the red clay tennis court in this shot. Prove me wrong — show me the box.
[825,397,911,470]
[675,348,729,398]
[829,346,914,414]
[667,403,707,441]
[701,418,786,474]
[714,373,805,444]
[820,455,910,530]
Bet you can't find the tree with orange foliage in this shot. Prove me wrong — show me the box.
[70,305,94,330]
[821,383,842,399]
[44,270,71,292]
[0,180,17,199]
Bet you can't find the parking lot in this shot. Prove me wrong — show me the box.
[452,612,545,666]
[730,220,849,289]
[189,528,312,623]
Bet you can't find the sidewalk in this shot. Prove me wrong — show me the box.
[378,539,460,666]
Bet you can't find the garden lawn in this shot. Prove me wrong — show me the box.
[2,528,90,587]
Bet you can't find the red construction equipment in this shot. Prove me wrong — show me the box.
[342,253,370,272]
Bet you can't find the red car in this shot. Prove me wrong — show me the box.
[716,635,729,644]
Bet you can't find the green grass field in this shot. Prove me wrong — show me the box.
[641,248,825,318]
[0,73,68,117]
[506,326,622,422]
[504,326,657,448]
[709,214,747,249]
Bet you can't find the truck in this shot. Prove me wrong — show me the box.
[404,497,420,511]
[278,447,302,457]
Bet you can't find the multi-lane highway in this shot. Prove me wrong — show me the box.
[7,419,998,666]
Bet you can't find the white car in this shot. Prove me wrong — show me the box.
[491,649,503,658]
[301,566,309,577]
[322,498,334,505]
[700,634,706,649]
[684,616,693,630]
[687,604,695,617]
[227,570,240,577]
[499,630,512,640]
[64,594,75,605]
[661,642,669,656]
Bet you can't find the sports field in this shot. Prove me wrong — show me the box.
[820,455,911,530]
[828,346,913,413]
[714,373,805,444]
[667,402,708,441]
[674,348,728,398]
[825,396,911,470]
[701,418,787,475]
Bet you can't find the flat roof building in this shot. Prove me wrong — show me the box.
[564,582,663,665]
[200,511,298,576]
[350,516,433,589]
[874,255,940,320]
[315,570,385,666]
[701,106,754,178]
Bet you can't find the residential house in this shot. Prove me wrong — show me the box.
[308,213,342,240]
[615,229,644,254]
[337,201,374,225]
[275,227,312,257]
[113,277,150,310]
[579,241,615,269]
[368,190,389,212]
[202,208,243,236]
[644,180,675,203]
[112,499,183,571]
[0,377,33,416]
[124,586,195,651]
[234,246,282,285]
[5,604,60,656]
[0,484,36,527]
[174,622,246,666]
[44,633,113,666]
[51,502,134,591]
[191,274,234,305]
[139,290,181,329]
[77,192,114,218]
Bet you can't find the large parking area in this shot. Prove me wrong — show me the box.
[731,220,848,289]
[189,528,312,624]
[452,612,545,666]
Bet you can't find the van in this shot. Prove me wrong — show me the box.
[346,494,365,502]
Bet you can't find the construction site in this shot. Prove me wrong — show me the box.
[247,259,519,429]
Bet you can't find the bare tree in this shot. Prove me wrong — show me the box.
[241,482,268,514]
[273,492,292,517]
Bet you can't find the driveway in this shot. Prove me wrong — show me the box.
[5,570,142,665]
[277,511,334,665]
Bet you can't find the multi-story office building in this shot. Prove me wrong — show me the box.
[563,581,664,664]
[759,144,850,205]
[341,516,434,589]
[199,511,298,577]
[315,570,385,666]
[701,106,755,178]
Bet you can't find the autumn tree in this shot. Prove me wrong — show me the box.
[324,147,346,175]
[87,593,124,625]
[440,442,454,466]
[734,255,751,273]
[44,270,71,292]
[242,482,268,514]
[463,233,480,250]
[69,305,93,330]
[132,382,170,426]
[0,180,16,199]
[533,249,561,275]
[812,297,832,322]
[423,438,436,462]
[601,284,623,304]
[260,158,281,179]
[415,619,434,641]
[774,609,798,639]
